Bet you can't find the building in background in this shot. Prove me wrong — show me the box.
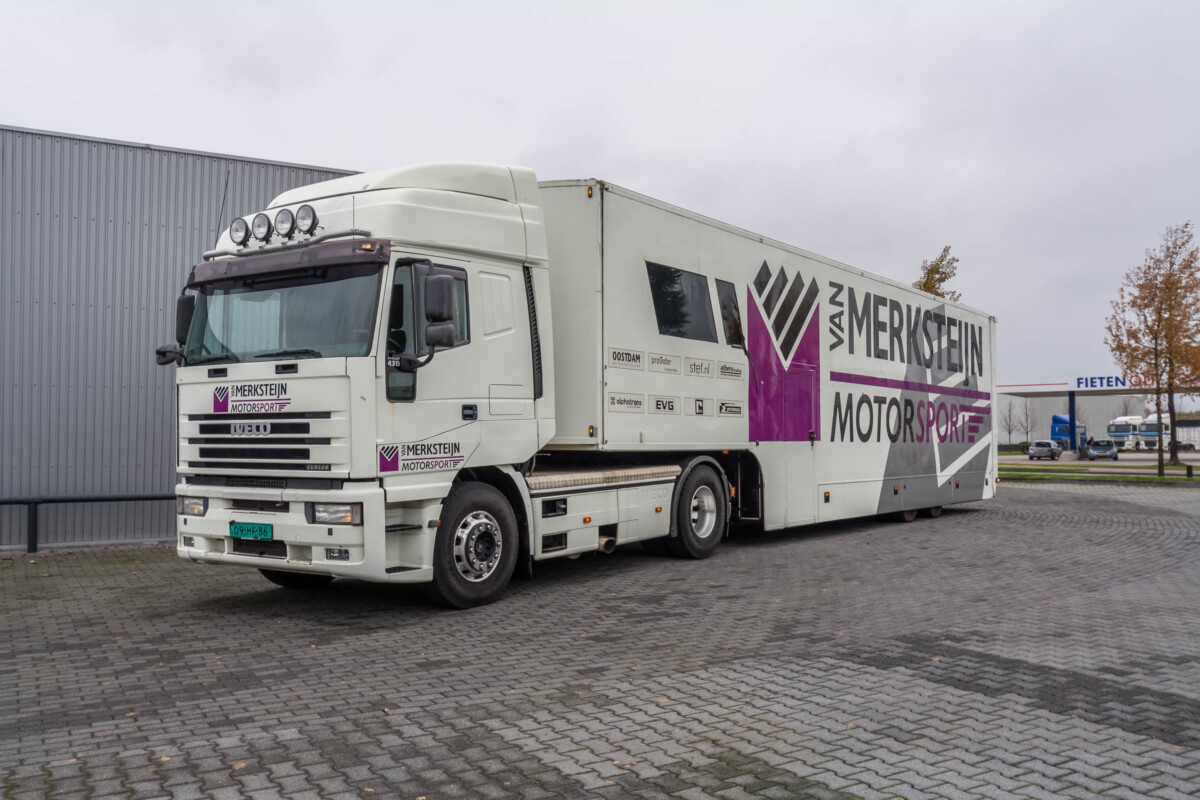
[0,125,353,547]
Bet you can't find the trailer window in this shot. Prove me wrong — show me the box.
[715,279,745,347]
[646,262,718,343]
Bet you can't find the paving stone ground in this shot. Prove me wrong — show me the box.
[2,483,1199,799]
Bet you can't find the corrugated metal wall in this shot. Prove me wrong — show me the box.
[0,126,353,548]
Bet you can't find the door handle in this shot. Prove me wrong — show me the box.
[462,405,478,421]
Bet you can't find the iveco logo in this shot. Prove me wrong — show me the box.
[231,422,271,436]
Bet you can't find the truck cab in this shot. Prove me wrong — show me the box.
[159,164,555,606]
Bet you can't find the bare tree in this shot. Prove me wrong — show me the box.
[998,397,1019,444]
[1019,398,1036,443]
[1106,222,1200,473]
[1116,395,1141,417]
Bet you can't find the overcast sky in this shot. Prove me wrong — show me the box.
[3,0,1198,387]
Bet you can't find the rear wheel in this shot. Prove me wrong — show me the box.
[922,506,943,518]
[893,508,918,523]
[427,482,518,609]
[260,569,334,589]
[666,465,727,559]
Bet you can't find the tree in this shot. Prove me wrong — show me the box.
[1116,395,1141,417]
[913,245,962,302]
[998,397,1019,444]
[1105,222,1200,474]
[1019,398,1036,443]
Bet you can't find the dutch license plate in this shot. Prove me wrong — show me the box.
[230,522,273,540]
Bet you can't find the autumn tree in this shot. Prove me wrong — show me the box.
[913,245,962,302]
[1105,222,1200,473]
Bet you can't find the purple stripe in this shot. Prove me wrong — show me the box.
[402,457,464,462]
[830,371,991,401]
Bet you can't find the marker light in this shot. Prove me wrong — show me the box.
[274,208,296,239]
[296,204,318,234]
[177,496,208,517]
[307,502,363,525]
[252,213,273,242]
[229,218,250,246]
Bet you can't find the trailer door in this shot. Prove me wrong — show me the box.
[784,366,817,526]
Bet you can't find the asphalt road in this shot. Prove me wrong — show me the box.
[2,483,1199,799]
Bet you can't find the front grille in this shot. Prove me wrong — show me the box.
[182,401,345,475]
[188,411,332,422]
[230,499,289,512]
[189,437,330,446]
[188,461,331,472]
[198,447,311,461]
[231,539,288,558]
[198,421,312,434]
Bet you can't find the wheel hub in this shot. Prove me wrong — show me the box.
[453,511,503,582]
[690,485,717,539]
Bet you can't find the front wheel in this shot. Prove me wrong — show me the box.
[427,482,518,609]
[260,569,334,589]
[666,465,727,559]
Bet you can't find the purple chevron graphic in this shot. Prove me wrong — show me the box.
[379,445,399,473]
[213,386,229,413]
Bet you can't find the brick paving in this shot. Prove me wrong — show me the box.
[2,483,1199,799]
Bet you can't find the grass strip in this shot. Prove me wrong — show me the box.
[999,472,1196,484]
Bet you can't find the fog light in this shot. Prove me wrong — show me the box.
[325,548,350,561]
[182,535,195,548]
[307,502,363,525]
[274,208,296,239]
[252,213,272,242]
[229,217,249,246]
[177,496,208,516]
[296,204,318,234]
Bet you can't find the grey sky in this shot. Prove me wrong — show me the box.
[4,1,1198,386]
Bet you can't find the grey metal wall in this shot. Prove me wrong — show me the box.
[0,126,353,547]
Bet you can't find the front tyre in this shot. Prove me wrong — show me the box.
[260,569,334,589]
[666,465,727,559]
[427,482,518,609]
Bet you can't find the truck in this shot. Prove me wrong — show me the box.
[155,163,998,607]
[1050,414,1086,450]
[1139,414,1171,451]
[1106,415,1143,450]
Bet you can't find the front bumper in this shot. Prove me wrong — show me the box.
[173,481,441,583]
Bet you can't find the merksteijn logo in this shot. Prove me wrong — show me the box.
[212,386,229,413]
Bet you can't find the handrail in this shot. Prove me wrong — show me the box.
[0,493,175,553]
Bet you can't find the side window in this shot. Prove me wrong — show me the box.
[386,265,415,402]
[714,279,745,347]
[645,261,718,343]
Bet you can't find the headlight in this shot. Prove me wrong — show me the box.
[275,208,295,239]
[229,218,250,246]
[252,213,273,242]
[296,204,318,234]
[177,496,208,517]
[307,502,363,525]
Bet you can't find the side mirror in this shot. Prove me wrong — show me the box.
[425,322,455,349]
[176,294,196,346]
[424,275,454,323]
[156,344,184,366]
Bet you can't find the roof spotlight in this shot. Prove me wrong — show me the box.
[229,217,250,246]
[296,204,318,235]
[275,208,296,239]
[252,213,272,242]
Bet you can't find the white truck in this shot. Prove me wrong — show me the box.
[1107,415,1143,450]
[156,164,997,607]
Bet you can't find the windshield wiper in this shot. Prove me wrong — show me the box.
[188,353,241,365]
[254,348,323,360]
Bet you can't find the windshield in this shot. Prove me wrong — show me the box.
[1094,440,1113,447]
[1140,423,1165,433]
[1109,424,1132,433]
[184,264,382,364]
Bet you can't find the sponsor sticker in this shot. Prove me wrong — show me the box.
[684,398,712,416]
[684,357,713,378]
[607,347,644,370]
[647,352,680,374]
[648,395,680,415]
[717,401,743,417]
[213,382,291,413]
[378,441,465,473]
[717,361,745,381]
[608,392,645,413]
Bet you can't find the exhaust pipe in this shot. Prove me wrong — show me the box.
[598,536,616,554]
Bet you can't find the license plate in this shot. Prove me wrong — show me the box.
[230,522,273,540]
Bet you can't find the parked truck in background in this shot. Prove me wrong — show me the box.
[1107,415,1143,450]
[156,163,998,607]
[1139,414,1171,452]
[1050,414,1086,450]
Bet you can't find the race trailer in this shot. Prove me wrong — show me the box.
[157,163,998,606]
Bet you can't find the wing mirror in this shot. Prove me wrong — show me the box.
[424,274,454,323]
[156,294,195,366]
